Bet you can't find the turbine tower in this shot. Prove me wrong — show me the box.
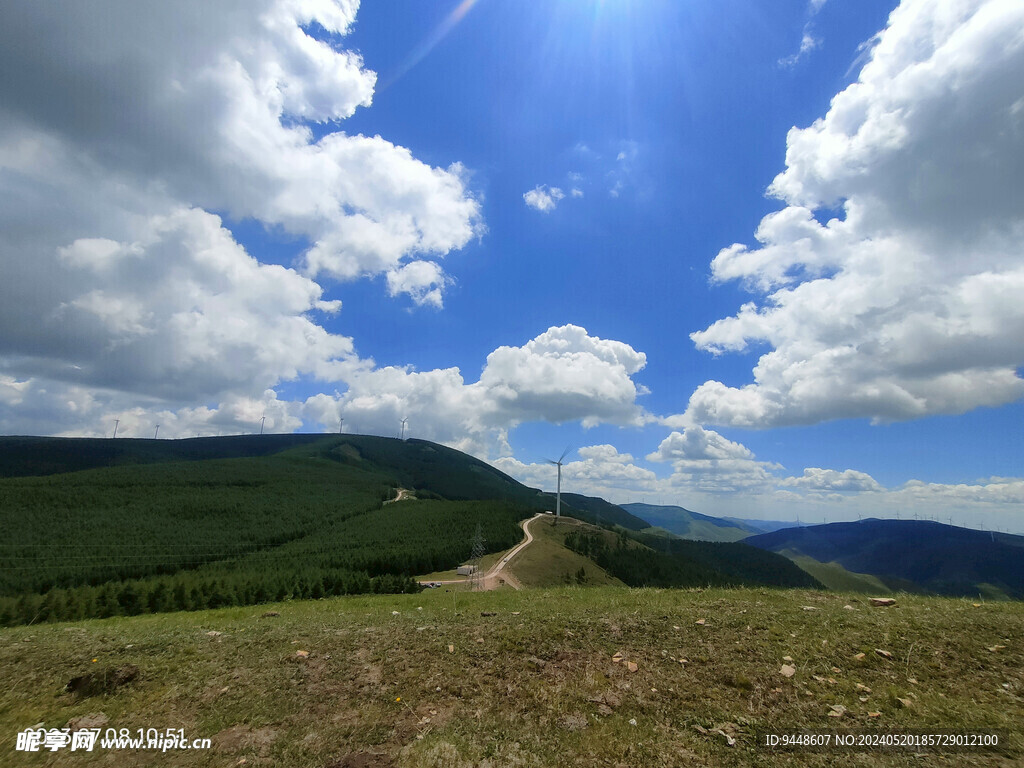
[339,416,344,434]
[400,417,408,440]
[112,418,120,439]
[260,413,266,435]
[154,424,160,439]
[546,447,570,521]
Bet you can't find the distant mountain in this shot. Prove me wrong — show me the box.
[558,493,651,531]
[621,503,756,542]
[721,517,807,534]
[746,519,1024,600]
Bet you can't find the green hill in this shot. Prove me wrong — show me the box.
[621,502,756,541]
[0,433,329,477]
[0,435,546,626]
[555,493,651,530]
[0,434,819,628]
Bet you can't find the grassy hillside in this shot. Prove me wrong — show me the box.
[623,502,755,541]
[2,587,1020,767]
[783,552,893,595]
[747,520,1024,599]
[504,517,626,588]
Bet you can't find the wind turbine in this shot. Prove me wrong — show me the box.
[400,417,408,440]
[259,413,266,435]
[112,418,120,439]
[338,415,344,434]
[546,447,570,521]
[154,424,160,439]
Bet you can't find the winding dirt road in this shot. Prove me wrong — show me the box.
[482,513,542,590]
[419,512,543,591]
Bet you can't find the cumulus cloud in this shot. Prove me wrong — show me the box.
[0,0,490,438]
[523,185,565,213]
[8,208,358,401]
[782,467,883,493]
[301,325,651,456]
[683,0,1024,429]
[646,426,781,494]
[890,477,1024,506]
[0,1,482,328]
[385,260,451,308]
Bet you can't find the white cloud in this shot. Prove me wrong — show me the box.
[385,260,451,308]
[571,188,584,198]
[479,325,650,428]
[523,185,565,213]
[779,31,821,67]
[5,207,360,402]
[302,324,651,457]
[0,0,489,438]
[646,426,753,462]
[0,1,482,317]
[890,477,1024,506]
[493,444,658,501]
[782,467,883,493]
[684,0,1024,429]
[647,427,781,494]
[0,379,303,439]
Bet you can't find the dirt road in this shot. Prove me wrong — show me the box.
[481,513,542,590]
[419,512,542,591]
[383,488,413,504]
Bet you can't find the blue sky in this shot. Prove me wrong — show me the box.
[2,0,1023,532]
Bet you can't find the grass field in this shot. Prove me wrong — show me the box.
[2,586,1020,767]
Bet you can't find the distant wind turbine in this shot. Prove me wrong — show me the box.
[546,447,570,522]
[260,413,266,435]
[339,416,344,434]
[154,424,160,439]
[112,418,120,439]
[400,417,409,440]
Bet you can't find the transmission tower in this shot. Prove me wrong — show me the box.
[469,523,486,591]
